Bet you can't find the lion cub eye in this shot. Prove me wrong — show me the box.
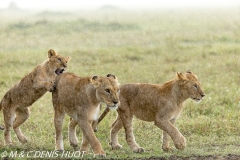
[105,89,110,93]
[57,58,62,62]
[194,84,198,89]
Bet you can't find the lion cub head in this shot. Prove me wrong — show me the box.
[91,74,120,110]
[48,49,70,75]
[177,70,205,102]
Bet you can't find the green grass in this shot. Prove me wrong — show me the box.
[0,8,240,159]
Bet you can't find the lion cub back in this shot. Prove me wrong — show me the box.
[54,73,84,105]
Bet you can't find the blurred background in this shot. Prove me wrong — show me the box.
[1,0,240,10]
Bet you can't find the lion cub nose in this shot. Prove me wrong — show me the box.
[113,101,118,105]
[201,94,205,97]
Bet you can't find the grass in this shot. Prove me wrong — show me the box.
[0,7,240,159]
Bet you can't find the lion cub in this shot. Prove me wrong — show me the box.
[97,71,205,152]
[52,73,120,157]
[0,49,70,146]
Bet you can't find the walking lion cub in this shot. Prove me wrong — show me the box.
[95,71,205,152]
[52,73,120,157]
[0,49,70,146]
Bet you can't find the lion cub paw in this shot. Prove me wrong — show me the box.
[174,136,186,150]
[19,137,28,144]
[4,142,13,147]
[109,142,122,150]
[162,146,174,152]
[133,147,145,153]
[71,145,79,151]
[93,149,106,158]
[70,141,78,149]
[47,81,56,92]
[93,154,106,158]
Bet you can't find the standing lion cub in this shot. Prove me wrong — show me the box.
[95,71,205,152]
[0,49,70,146]
[52,73,120,158]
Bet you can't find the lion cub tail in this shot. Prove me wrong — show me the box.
[0,98,3,111]
[98,107,110,124]
[0,92,10,112]
[92,106,110,132]
[0,98,2,130]
[0,92,10,130]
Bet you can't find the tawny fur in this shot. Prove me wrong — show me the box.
[52,73,120,157]
[0,49,70,146]
[96,71,205,153]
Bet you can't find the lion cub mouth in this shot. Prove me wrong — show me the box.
[192,98,201,102]
[55,69,64,75]
[108,104,119,110]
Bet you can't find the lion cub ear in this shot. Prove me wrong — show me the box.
[91,75,101,88]
[177,72,187,81]
[107,74,116,79]
[48,49,58,58]
[186,70,192,74]
[107,74,119,84]
[66,56,71,63]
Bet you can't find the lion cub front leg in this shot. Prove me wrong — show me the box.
[33,77,56,92]
[78,119,105,157]
[155,118,186,150]
[45,81,56,92]
[80,132,90,153]
[162,119,176,152]
[118,110,145,153]
[54,109,65,151]
[80,120,97,152]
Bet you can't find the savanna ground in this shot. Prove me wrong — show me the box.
[0,7,240,159]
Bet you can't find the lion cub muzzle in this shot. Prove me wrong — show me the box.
[192,93,205,102]
[191,87,205,102]
[107,101,119,110]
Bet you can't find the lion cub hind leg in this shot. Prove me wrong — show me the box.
[13,107,30,143]
[118,110,145,153]
[80,132,90,153]
[3,106,15,146]
[110,115,123,150]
